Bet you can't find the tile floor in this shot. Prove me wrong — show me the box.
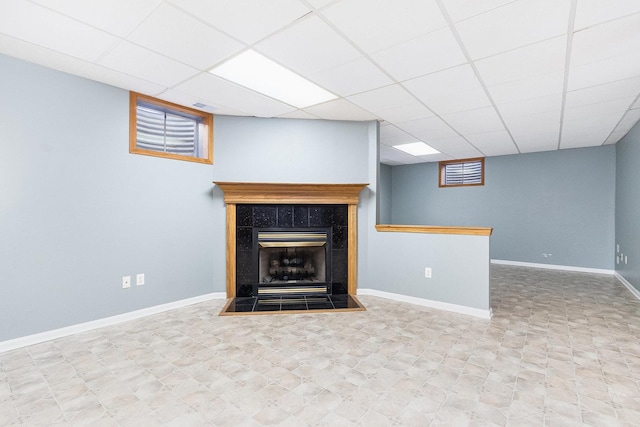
[1,265,640,426]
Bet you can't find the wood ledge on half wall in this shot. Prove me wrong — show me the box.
[376,224,493,236]
[213,182,369,205]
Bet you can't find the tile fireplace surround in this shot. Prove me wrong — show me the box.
[214,182,368,314]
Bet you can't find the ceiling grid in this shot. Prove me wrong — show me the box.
[1,0,639,164]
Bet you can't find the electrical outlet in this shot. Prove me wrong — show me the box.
[122,276,131,289]
[625,255,628,264]
[425,267,432,278]
[136,273,145,286]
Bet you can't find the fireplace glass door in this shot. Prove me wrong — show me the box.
[255,228,331,297]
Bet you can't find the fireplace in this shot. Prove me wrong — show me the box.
[213,182,368,305]
[256,228,331,296]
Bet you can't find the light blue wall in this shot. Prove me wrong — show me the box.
[389,146,616,270]
[212,115,370,184]
[0,54,217,341]
[378,163,392,223]
[365,232,490,311]
[615,121,640,291]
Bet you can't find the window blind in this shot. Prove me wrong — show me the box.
[136,105,200,156]
[443,160,483,185]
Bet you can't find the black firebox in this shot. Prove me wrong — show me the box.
[235,204,348,298]
[254,228,332,297]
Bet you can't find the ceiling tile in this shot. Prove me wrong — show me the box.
[380,144,447,165]
[277,110,319,120]
[568,14,640,90]
[173,73,297,117]
[614,109,640,133]
[302,99,377,121]
[487,71,565,105]
[0,0,118,61]
[465,130,519,156]
[380,144,414,165]
[508,117,561,151]
[413,152,452,162]
[348,84,414,111]
[320,0,446,54]
[128,3,244,70]
[376,104,435,124]
[568,55,640,91]
[560,122,614,148]
[509,121,560,142]
[348,84,433,121]
[565,77,640,109]
[31,0,162,37]
[442,107,505,135]
[455,0,571,60]
[99,41,200,87]
[371,27,467,82]
[571,14,640,68]
[474,36,566,87]
[574,0,640,30]
[380,124,420,146]
[633,98,640,109]
[168,0,311,44]
[496,94,563,120]
[504,111,561,135]
[563,97,635,124]
[422,135,467,151]
[604,130,630,145]
[426,137,483,158]
[0,33,166,95]
[157,89,249,116]
[396,116,459,141]
[403,64,492,115]
[518,139,561,154]
[309,57,393,97]
[306,0,335,9]
[442,0,514,23]
[256,15,361,76]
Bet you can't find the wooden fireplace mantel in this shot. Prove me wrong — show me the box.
[214,182,368,298]
[214,182,368,205]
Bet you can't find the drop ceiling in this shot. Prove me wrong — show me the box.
[1,0,639,165]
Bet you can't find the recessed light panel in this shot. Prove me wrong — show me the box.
[393,142,440,156]
[209,50,337,108]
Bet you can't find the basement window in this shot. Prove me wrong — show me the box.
[130,92,213,164]
[439,157,484,187]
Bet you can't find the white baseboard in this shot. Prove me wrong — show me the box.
[491,259,614,275]
[358,288,492,319]
[615,273,640,301]
[0,292,227,354]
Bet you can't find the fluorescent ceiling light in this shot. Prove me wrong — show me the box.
[209,50,337,109]
[393,142,440,156]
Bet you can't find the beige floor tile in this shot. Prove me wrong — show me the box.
[2,265,640,425]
